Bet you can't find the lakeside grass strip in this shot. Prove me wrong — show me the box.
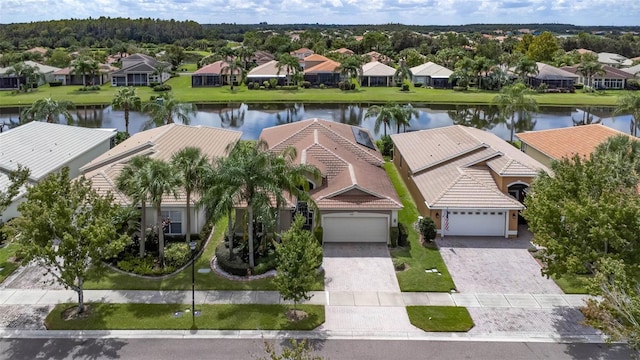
[45,303,324,331]
[384,162,456,292]
[407,306,474,332]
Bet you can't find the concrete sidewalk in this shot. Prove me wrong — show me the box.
[0,289,592,308]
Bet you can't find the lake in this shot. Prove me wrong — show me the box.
[0,103,633,140]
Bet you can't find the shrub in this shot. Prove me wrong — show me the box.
[319,83,326,89]
[302,81,311,89]
[313,226,323,244]
[418,216,437,242]
[153,84,172,92]
[164,242,192,268]
[573,83,584,90]
[117,254,157,276]
[414,82,423,88]
[401,84,410,91]
[269,78,278,89]
[149,95,157,101]
[215,243,249,276]
[626,79,640,90]
[49,81,63,87]
[376,134,394,157]
[536,83,548,93]
[389,226,399,247]
[263,80,270,89]
[393,258,406,271]
[149,82,161,87]
[398,222,409,247]
[280,85,298,90]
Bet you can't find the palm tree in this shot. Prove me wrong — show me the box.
[394,59,412,86]
[116,156,151,258]
[337,56,364,86]
[391,104,419,133]
[493,82,539,142]
[21,97,75,123]
[472,56,494,90]
[513,56,538,85]
[143,158,180,265]
[5,62,43,92]
[577,61,605,89]
[221,59,244,90]
[111,87,141,135]
[236,45,256,71]
[171,147,211,246]
[71,56,99,86]
[614,92,640,136]
[143,92,197,128]
[276,53,301,86]
[365,104,396,136]
[450,57,475,89]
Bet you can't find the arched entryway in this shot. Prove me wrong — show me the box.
[508,181,529,224]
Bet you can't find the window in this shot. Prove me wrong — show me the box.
[161,210,182,234]
[295,201,313,230]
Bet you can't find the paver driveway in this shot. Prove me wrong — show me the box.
[437,227,563,294]
[320,243,417,333]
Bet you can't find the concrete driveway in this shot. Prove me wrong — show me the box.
[437,227,563,294]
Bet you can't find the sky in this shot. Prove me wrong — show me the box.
[1,0,640,26]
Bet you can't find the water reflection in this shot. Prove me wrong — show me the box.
[0,103,634,141]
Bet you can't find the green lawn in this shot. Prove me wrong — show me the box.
[45,303,324,331]
[407,306,474,332]
[0,78,625,107]
[0,242,20,284]
[177,63,198,72]
[84,218,324,291]
[384,162,456,292]
[553,274,591,294]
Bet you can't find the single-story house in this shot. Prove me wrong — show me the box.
[516,124,630,168]
[361,61,396,87]
[303,59,341,87]
[598,52,633,68]
[410,62,453,88]
[80,124,242,236]
[110,53,171,87]
[246,60,291,86]
[392,125,549,238]
[529,62,578,89]
[53,63,116,86]
[561,64,635,89]
[257,118,402,243]
[291,48,314,60]
[0,61,60,90]
[191,61,242,87]
[0,122,116,222]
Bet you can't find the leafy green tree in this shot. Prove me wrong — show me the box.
[47,49,71,68]
[276,53,301,86]
[337,56,364,86]
[144,92,197,127]
[0,165,30,214]
[418,216,437,242]
[524,135,640,280]
[9,168,127,314]
[71,56,98,86]
[22,97,75,123]
[472,56,494,90]
[221,58,244,90]
[513,56,538,84]
[111,87,141,135]
[164,44,185,70]
[398,48,425,68]
[5,62,43,92]
[274,215,323,314]
[615,92,640,136]
[171,147,210,245]
[116,156,152,258]
[577,60,605,89]
[493,82,538,142]
[450,57,475,88]
[526,31,560,62]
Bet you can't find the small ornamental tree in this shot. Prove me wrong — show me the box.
[274,215,323,317]
[418,216,437,243]
[9,167,128,314]
[0,165,30,214]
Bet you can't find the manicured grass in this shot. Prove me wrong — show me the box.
[0,242,21,284]
[84,218,324,291]
[45,303,324,331]
[384,162,456,292]
[0,79,625,107]
[407,306,474,332]
[177,63,197,72]
[553,274,591,294]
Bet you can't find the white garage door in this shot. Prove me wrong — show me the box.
[442,209,506,237]
[323,214,389,243]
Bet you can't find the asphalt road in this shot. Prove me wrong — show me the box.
[0,338,631,360]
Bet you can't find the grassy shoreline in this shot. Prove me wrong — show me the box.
[0,75,625,107]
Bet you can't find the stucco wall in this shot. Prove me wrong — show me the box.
[521,144,553,169]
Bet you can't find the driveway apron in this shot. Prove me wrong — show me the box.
[319,243,417,333]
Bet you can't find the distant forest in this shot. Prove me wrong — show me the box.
[1,17,640,50]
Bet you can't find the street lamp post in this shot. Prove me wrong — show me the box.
[189,241,197,320]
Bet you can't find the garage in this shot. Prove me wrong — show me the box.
[441,209,507,237]
[322,213,389,243]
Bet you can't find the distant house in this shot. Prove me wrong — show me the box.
[246,60,291,86]
[249,51,276,67]
[516,124,630,168]
[304,59,341,87]
[410,62,453,88]
[0,61,60,90]
[562,64,634,89]
[366,51,392,65]
[291,48,314,60]
[331,48,355,56]
[0,122,116,221]
[361,61,396,87]
[81,124,242,236]
[110,53,170,87]
[53,63,117,86]
[598,52,633,68]
[621,64,640,77]
[302,54,331,70]
[191,61,242,87]
[528,62,578,89]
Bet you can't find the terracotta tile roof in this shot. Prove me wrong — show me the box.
[392,125,548,209]
[81,124,242,206]
[303,54,330,62]
[304,60,340,74]
[332,48,354,55]
[292,48,313,55]
[516,124,630,161]
[260,119,402,211]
